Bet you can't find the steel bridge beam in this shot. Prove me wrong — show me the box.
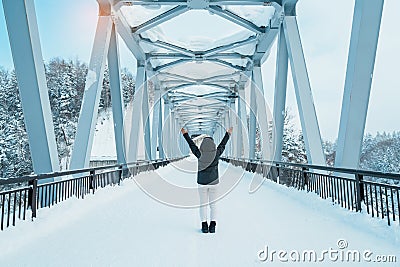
[162,99,171,158]
[70,15,113,170]
[202,35,258,57]
[236,88,245,158]
[166,83,231,92]
[2,0,60,175]
[132,6,189,34]
[115,0,283,6]
[249,72,257,160]
[142,72,152,160]
[253,66,272,160]
[154,59,192,72]
[335,0,384,169]
[272,25,288,162]
[152,87,161,159]
[127,64,146,162]
[283,16,325,165]
[208,6,265,34]
[114,10,146,61]
[108,23,126,165]
[208,58,247,72]
[141,37,195,57]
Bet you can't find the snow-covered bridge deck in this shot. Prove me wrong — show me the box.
[0,159,398,266]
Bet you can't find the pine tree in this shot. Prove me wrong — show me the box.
[281,110,307,163]
[0,58,136,177]
[0,70,33,178]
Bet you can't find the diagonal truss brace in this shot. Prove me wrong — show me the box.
[70,15,113,170]
[282,16,325,165]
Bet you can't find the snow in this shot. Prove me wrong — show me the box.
[224,6,276,27]
[0,158,398,266]
[91,111,117,160]
[120,5,174,27]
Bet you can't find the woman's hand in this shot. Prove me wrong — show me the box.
[181,128,188,134]
[227,127,233,135]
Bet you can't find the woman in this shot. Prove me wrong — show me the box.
[181,127,233,233]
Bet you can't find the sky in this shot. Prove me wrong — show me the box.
[0,0,399,141]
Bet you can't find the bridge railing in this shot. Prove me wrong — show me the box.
[0,157,185,231]
[221,157,400,226]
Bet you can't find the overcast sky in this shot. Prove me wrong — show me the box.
[0,0,398,141]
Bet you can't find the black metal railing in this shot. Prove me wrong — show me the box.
[0,157,184,231]
[221,157,400,226]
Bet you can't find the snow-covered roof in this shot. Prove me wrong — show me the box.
[114,0,283,134]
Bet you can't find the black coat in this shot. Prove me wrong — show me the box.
[183,132,230,185]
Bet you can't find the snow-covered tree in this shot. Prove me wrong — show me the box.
[0,69,32,179]
[1,58,136,176]
[322,140,336,166]
[360,131,400,181]
[280,110,307,163]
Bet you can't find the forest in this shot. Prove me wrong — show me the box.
[0,58,399,179]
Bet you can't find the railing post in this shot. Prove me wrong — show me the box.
[302,167,308,190]
[276,163,280,184]
[90,170,95,194]
[355,173,364,212]
[118,165,123,185]
[31,179,37,219]
[121,164,129,179]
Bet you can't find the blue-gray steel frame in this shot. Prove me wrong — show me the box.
[2,0,60,176]
[108,23,126,165]
[3,0,384,173]
[283,16,325,166]
[335,0,384,169]
[69,15,113,170]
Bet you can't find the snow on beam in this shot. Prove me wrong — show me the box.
[147,53,192,60]
[207,58,246,71]
[70,15,113,170]
[159,72,197,83]
[335,0,384,170]
[115,0,281,6]
[153,59,192,72]
[167,83,232,92]
[140,38,195,57]
[209,0,282,5]
[208,6,265,34]
[114,11,146,61]
[253,5,283,64]
[2,0,60,175]
[131,6,189,34]
[115,0,188,7]
[148,53,251,61]
[202,35,258,57]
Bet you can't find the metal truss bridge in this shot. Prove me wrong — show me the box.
[3,0,400,235]
[1,0,385,174]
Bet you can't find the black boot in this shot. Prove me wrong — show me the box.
[201,221,208,233]
[209,221,216,233]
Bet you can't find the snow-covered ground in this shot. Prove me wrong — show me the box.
[91,111,117,160]
[0,158,399,266]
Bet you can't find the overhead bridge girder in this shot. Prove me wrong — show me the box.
[4,0,383,171]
